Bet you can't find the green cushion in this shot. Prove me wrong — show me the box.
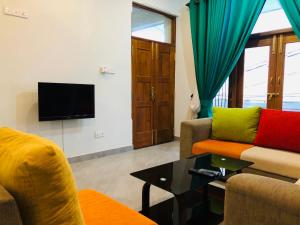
[211,107,262,144]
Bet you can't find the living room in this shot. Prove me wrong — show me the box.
[1,0,300,225]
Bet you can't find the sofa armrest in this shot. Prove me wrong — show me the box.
[0,185,23,225]
[180,118,212,159]
[224,174,300,225]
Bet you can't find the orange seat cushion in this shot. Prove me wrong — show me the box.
[78,190,157,225]
[192,139,254,159]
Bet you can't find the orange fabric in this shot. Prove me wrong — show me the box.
[78,190,157,225]
[192,139,254,159]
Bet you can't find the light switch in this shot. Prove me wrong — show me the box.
[99,66,115,75]
[3,7,29,19]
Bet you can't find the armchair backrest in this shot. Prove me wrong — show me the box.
[0,185,23,225]
[0,128,85,225]
[224,174,300,225]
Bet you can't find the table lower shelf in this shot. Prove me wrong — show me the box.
[141,191,224,225]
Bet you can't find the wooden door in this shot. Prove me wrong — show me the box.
[132,38,155,149]
[132,38,175,149]
[154,43,175,144]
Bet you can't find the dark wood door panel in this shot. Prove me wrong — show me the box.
[134,106,153,147]
[132,38,155,148]
[135,82,151,102]
[136,50,152,77]
[156,104,174,144]
[154,43,175,144]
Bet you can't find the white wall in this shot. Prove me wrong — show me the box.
[174,5,197,137]
[0,0,133,158]
[0,0,194,157]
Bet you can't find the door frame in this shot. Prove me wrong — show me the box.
[131,3,176,149]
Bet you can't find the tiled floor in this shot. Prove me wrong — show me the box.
[71,141,179,211]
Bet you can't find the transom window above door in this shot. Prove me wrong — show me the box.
[252,0,291,34]
[131,4,175,44]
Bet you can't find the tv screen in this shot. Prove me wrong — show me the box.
[38,82,95,121]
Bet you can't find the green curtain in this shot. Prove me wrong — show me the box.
[189,0,266,118]
[280,0,300,38]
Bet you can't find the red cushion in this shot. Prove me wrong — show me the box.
[254,109,300,153]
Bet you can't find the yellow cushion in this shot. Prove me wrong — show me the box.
[0,128,85,225]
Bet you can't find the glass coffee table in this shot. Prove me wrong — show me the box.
[131,153,253,225]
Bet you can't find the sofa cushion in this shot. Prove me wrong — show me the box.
[212,107,261,144]
[78,190,157,225]
[192,139,254,159]
[254,109,300,153]
[241,146,300,179]
[0,128,85,225]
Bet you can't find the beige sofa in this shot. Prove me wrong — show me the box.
[180,118,300,184]
[223,174,300,225]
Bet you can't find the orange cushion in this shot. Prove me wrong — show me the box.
[192,139,254,159]
[78,190,157,225]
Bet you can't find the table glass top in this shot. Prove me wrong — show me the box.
[131,153,253,195]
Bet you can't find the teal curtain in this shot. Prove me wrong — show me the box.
[280,0,300,38]
[189,0,266,118]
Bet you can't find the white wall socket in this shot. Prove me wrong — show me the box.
[3,7,29,19]
[95,131,104,139]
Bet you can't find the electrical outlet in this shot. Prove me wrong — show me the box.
[95,131,104,139]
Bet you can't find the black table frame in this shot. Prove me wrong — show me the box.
[133,154,253,225]
[141,182,211,225]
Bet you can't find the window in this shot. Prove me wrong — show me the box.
[213,78,229,108]
[243,46,270,108]
[224,0,300,112]
[215,0,291,108]
[252,0,291,34]
[230,32,300,111]
[213,0,299,110]
[132,5,174,44]
[282,41,300,111]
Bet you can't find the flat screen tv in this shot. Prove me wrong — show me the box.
[38,82,95,121]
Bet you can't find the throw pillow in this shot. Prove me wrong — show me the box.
[212,107,261,143]
[254,109,300,153]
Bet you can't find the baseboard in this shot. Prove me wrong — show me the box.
[68,146,133,164]
[174,136,180,141]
